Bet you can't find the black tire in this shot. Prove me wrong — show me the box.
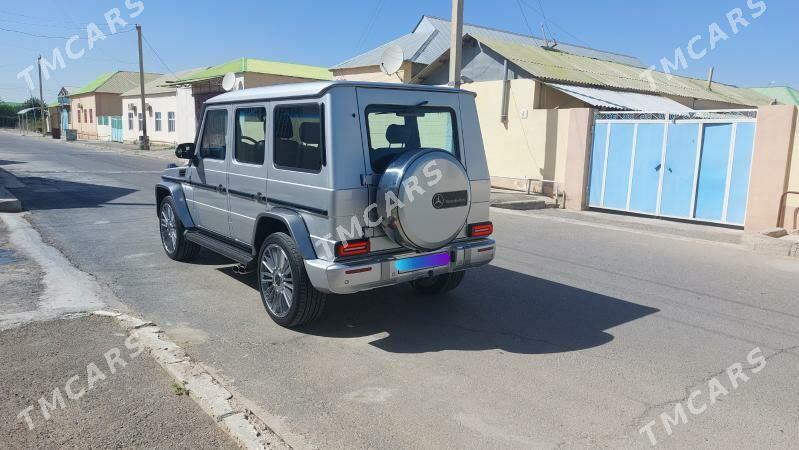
[410,271,466,295]
[159,196,200,261]
[257,232,326,327]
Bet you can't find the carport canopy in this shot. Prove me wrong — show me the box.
[547,83,693,112]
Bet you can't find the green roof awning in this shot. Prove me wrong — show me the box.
[168,58,332,85]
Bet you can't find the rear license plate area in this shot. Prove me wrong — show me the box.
[395,252,450,273]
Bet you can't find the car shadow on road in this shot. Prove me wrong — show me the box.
[222,264,659,355]
[7,176,144,210]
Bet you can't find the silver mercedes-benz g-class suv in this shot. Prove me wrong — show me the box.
[156,81,495,327]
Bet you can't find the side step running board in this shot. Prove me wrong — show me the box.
[184,231,254,266]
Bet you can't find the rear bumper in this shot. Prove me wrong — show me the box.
[304,238,495,294]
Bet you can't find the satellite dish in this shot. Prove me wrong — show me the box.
[380,44,404,76]
[221,72,237,92]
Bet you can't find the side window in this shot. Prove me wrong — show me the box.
[199,109,228,160]
[234,107,266,165]
[273,104,324,172]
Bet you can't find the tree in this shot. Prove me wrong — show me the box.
[22,96,45,109]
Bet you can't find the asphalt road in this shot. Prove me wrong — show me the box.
[2,131,798,448]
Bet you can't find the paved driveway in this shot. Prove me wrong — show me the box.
[1,132,798,448]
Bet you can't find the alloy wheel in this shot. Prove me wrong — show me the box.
[260,244,294,318]
[159,202,178,254]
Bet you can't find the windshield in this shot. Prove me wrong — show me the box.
[365,105,458,173]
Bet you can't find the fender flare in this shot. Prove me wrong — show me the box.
[155,181,195,229]
[253,209,317,260]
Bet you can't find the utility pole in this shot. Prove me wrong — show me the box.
[37,55,46,137]
[136,24,149,150]
[448,0,464,89]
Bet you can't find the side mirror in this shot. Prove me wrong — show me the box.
[175,143,195,160]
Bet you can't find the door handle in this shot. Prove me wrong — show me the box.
[654,163,662,171]
[217,184,226,193]
[256,192,267,203]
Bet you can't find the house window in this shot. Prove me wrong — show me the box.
[128,112,134,130]
[83,110,87,123]
[273,104,324,172]
[138,113,143,130]
[77,110,82,123]
[154,112,162,132]
[89,109,93,123]
[167,112,175,132]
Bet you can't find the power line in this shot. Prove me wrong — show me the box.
[0,25,135,40]
[517,0,593,48]
[142,34,176,78]
[0,8,88,27]
[515,0,535,38]
[354,0,387,52]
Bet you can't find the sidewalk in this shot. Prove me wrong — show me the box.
[496,207,799,258]
[0,315,239,449]
[0,213,288,448]
[0,217,237,448]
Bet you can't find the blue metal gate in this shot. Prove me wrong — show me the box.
[588,111,757,226]
[110,116,123,142]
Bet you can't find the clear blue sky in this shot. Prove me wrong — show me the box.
[0,0,796,103]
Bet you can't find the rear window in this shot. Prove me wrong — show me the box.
[366,105,458,173]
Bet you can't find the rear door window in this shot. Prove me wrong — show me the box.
[366,105,458,173]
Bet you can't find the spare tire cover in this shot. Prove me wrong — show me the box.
[377,149,470,251]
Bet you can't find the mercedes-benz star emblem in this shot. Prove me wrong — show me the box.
[432,193,445,209]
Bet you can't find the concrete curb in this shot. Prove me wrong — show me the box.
[0,186,21,212]
[91,310,290,450]
[490,198,547,210]
[742,232,799,258]
[0,168,23,212]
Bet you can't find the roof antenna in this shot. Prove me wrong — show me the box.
[540,23,557,50]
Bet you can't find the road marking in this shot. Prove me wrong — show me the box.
[123,252,154,260]
[345,387,395,404]
[93,220,110,225]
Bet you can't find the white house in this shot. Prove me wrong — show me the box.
[120,69,201,145]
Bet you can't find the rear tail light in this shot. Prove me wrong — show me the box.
[335,238,370,257]
[467,221,493,237]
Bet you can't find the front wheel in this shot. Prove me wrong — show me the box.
[159,196,200,261]
[410,271,466,295]
[257,232,326,327]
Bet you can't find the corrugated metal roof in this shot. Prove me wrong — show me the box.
[332,30,438,69]
[120,68,204,97]
[751,86,799,105]
[71,71,162,96]
[477,38,772,107]
[547,83,693,111]
[333,15,645,70]
[168,58,331,85]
